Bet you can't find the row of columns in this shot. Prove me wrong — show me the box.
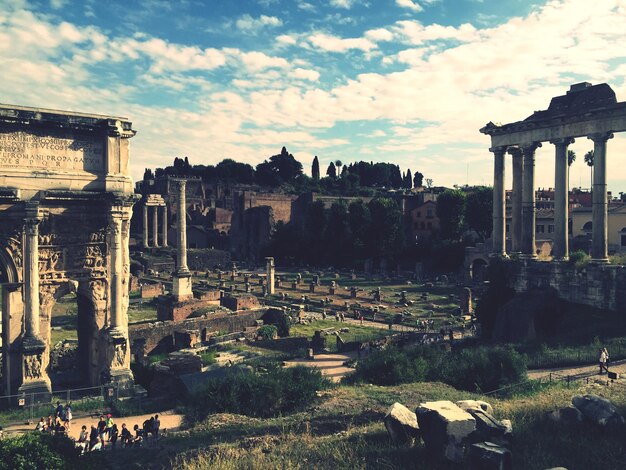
[142,204,168,248]
[491,132,613,261]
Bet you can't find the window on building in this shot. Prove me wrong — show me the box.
[536,225,545,234]
[426,209,433,218]
[415,211,421,218]
[506,224,510,233]
[548,225,554,233]
[427,222,432,229]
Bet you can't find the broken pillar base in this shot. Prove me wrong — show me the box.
[173,269,193,301]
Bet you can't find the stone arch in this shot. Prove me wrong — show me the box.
[470,258,488,284]
[0,248,23,395]
[583,221,593,233]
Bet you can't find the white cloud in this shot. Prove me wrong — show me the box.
[293,68,320,81]
[396,0,423,12]
[237,51,290,71]
[235,14,282,32]
[50,0,68,9]
[276,34,298,45]
[365,27,394,42]
[330,0,356,8]
[308,32,377,52]
[297,2,316,12]
[393,20,477,44]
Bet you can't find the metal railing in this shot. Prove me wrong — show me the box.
[0,384,120,427]
[526,343,626,369]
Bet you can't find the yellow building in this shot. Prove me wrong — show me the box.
[571,204,626,253]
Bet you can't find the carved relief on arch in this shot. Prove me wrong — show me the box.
[113,341,128,369]
[24,353,43,380]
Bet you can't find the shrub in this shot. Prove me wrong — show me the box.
[0,433,82,470]
[569,250,590,270]
[348,344,527,394]
[349,347,429,386]
[262,308,290,337]
[186,366,331,422]
[257,325,278,340]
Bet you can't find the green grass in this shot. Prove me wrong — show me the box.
[127,302,158,323]
[290,319,392,342]
[199,350,217,366]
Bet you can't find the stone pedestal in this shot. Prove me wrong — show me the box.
[18,336,51,402]
[173,272,193,301]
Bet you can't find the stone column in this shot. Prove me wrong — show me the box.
[589,132,613,261]
[521,142,541,258]
[109,211,124,331]
[266,257,275,295]
[161,205,168,247]
[491,146,507,256]
[509,147,523,253]
[19,203,51,397]
[551,138,574,260]
[143,204,149,248]
[173,180,192,300]
[105,202,134,390]
[23,216,41,339]
[152,205,159,247]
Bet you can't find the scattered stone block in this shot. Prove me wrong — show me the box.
[468,442,512,470]
[457,400,494,416]
[416,400,476,463]
[383,402,420,445]
[547,406,583,425]
[467,409,510,442]
[572,394,625,429]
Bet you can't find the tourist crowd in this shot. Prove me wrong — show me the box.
[35,401,162,453]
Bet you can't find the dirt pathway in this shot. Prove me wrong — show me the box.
[3,410,184,440]
[528,358,626,381]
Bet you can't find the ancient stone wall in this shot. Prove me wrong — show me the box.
[187,248,231,270]
[507,259,626,311]
[221,293,260,311]
[141,282,164,299]
[129,308,265,355]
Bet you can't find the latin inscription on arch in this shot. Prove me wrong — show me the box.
[0,129,104,173]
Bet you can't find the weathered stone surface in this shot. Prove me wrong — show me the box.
[572,394,625,428]
[457,399,494,416]
[383,402,419,444]
[416,400,476,463]
[467,409,511,442]
[547,406,583,425]
[468,442,512,470]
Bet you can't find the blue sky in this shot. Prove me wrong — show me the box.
[2,0,626,192]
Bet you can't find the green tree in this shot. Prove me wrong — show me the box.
[436,189,467,240]
[348,200,371,262]
[584,149,594,191]
[413,171,424,188]
[405,169,413,189]
[323,202,351,266]
[334,160,342,176]
[312,155,320,180]
[326,161,337,178]
[367,198,405,261]
[215,158,255,183]
[255,147,303,186]
[465,186,493,240]
[567,149,576,167]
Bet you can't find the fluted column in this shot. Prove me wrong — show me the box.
[551,138,574,260]
[521,142,541,258]
[266,257,275,295]
[142,204,149,248]
[161,205,168,247]
[108,210,124,331]
[491,146,507,256]
[589,132,613,261]
[509,147,523,253]
[152,205,159,247]
[23,216,41,338]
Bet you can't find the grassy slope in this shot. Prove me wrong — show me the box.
[100,381,626,470]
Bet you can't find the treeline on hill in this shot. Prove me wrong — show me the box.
[145,147,424,196]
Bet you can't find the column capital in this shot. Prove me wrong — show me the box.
[520,142,542,154]
[24,217,41,236]
[588,132,614,143]
[507,147,522,158]
[489,146,508,155]
[549,137,575,146]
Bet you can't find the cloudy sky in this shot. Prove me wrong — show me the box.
[1,0,626,193]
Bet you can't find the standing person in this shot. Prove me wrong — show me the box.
[105,414,114,441]
[109,423,119,449]
[97,415,107,444]
[599,348,608,374]
[142,417,153,446]
[64,404,72,431]
[35,417,46,432]
[359,315,364,326]
[55,401,63,419]
[153,415,161,442]
[604,347,610,371]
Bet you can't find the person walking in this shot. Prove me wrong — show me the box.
[599,348,608,374]
[153,415,161,441]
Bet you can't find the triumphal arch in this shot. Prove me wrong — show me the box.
[0,104,137,398]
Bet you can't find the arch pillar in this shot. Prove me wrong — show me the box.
[588,132,613,262]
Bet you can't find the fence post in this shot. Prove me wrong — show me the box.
[30,393,34,424]
[549,373,552,383]
[67,389,70,403]
[567,375,570,387]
